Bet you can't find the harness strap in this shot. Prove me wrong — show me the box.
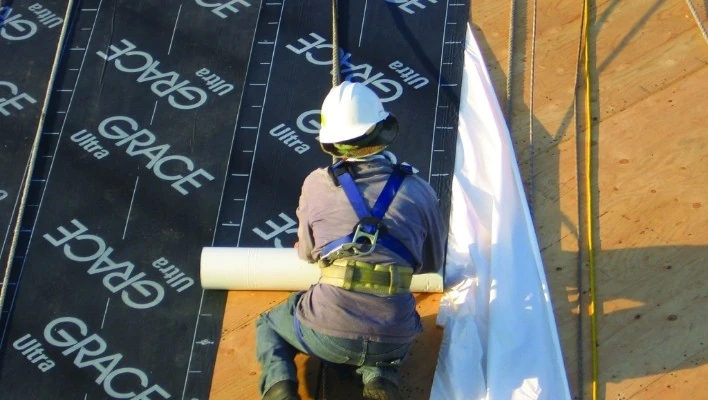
[371,165,409,218]
[322,162,418,267]
[335,169,371,220]
[319,259,413,295]
[376,236,416,266]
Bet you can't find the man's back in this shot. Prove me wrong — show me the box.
[294,153,446,342]
[296,154,446,273]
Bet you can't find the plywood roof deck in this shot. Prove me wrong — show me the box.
[472,0,708,399]
[211,1,708,399]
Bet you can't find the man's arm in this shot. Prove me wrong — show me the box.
[296,177,317,263]
[418,185,447,274]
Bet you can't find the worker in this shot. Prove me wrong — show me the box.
[256,81,447,400]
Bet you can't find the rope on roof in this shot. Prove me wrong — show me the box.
[685,0,708,44]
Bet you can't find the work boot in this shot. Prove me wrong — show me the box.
[363,377,401,400]
[262,380,300,400]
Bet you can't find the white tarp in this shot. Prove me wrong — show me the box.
[430,26,571,400]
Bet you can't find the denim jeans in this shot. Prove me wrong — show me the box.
[256,291,411,397]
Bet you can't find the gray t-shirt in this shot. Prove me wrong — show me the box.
[295,153,446,343]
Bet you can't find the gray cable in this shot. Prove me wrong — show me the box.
[528,0,537,217]
[505,0,516,125]
[0,1,76,321]
[328,0,341,164]
[685,0,708,43]
[332,0,341,87]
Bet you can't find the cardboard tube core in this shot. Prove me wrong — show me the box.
[200,247,443,292]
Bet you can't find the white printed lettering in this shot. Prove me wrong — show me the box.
[0,80,37,116]
[286,33,403,102]
[44,317,171,399]
[0,4,63,41]
[71,130,111,159]
[117,129,156,152]
[114,51,156,73]
[266,108,323,155]
[27,3,64,28]
[0,80,18,96]
[130,144,171,167]
[171,168,215,195]
[96,39,137,61]
[253,212,298,247]
[104,367,149,398]
[386,0,438,15]
[78,353,123,384]
[61,229,107,262]
[269,124,311,155]
[12,334,56,372]
[295,109,321,134]
[44,220,166,309]
[62,334,109,368]
[0,8,38,41]
[44,316,89,347]
[97,39,207,110]
[121,280,165,309]
[195,0,251,19]
[94,150,109,159]
[132,385,172,400]
[388,60,429,89]
[98,115,215,195]
[285,33,328,62]
[195,68,234,96]
[43,218,90,246]
[152,155,194,181]
[151,257,195,293]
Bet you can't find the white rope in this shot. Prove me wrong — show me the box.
[0,164,30,315]
[505,0,516,125]
[685,0,708,44]
[528,0,538,216]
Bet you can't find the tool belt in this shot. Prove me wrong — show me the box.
[318,259,413,295]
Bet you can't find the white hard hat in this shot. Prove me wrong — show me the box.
[319,81,390,144]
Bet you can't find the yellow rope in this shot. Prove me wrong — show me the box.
[581,0,599,399]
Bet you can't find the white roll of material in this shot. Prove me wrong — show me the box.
[200,247,443,293]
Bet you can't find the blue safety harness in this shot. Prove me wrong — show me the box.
[295,159,419,357]
[320,160,419,267]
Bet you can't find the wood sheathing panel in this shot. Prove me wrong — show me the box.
[471,0,708,399]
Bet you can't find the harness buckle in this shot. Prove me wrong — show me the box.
[351,217,381,256]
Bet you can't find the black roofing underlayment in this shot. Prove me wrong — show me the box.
[0,0,468,398]
[0,0,72,290]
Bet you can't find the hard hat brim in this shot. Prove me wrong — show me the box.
[320,115,399,158]
[318,110,389,144]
